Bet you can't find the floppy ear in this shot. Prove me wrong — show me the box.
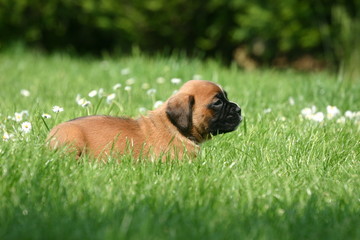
[166,93,195,134]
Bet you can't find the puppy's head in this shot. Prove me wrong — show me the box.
[166,80,242,142]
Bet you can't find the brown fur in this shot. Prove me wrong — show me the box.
[47,80,227,160]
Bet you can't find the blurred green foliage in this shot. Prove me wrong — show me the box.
[0,0,359,66]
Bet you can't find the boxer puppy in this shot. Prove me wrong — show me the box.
[47,80,242,160]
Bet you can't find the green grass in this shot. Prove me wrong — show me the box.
[0,49,359,240]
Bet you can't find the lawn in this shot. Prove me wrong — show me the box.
[0,49,359,240]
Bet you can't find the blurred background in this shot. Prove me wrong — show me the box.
[0,0,359,79]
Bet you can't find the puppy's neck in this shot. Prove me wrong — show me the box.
[146,108,201,146]
[186,136,201,145]
[190,128,211,145]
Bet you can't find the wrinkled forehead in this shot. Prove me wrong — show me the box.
[179,80,224,96]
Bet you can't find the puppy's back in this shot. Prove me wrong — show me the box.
[47,116,141,157]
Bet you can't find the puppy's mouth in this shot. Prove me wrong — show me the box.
[226,113,242,122]
[209,112,242,136]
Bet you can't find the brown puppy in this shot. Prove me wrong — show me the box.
[47,80,242,160]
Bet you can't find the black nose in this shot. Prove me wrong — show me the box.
[231,104,241,115]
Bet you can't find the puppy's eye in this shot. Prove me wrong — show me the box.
[213,99,223,106]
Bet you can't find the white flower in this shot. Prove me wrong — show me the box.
[263,108,272,114]
[21,110,29,116]
[153,101,164,109]
[77,98,84,105]
[21,121,32,133]
[355,119,360,128]
[52,106,64,113]
[14,112,23,122]
[113,83,122,90]
[42,113,52,119]
[326,105,341,119]
[98,88,104,97]
[141,83,150,90]
[171,78,182,84]
[124,86,132,92]
[345,110,355,119]
[82,101,91,107]
[76,94,81,102]
[78,98,84,105]
[289,97,295,106]
[76,94,91,107]
[311,105,317,113]
[77,98,91,108]
[106,93,116,104]
[146,88,156,96]
[309,112,324,122]
[126,78,135,85]
[139,107,147,114]
[2,132,13,141]
[156,77,165,84]
[355,112,360,119]
[278,116,286,121]
[300,106,328,122]
[193,74,202,80]
[336,116,346,124]
[121,68,130,75]
[301,106,317,118]
[20,89,30,97]
[88,90,98,98]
